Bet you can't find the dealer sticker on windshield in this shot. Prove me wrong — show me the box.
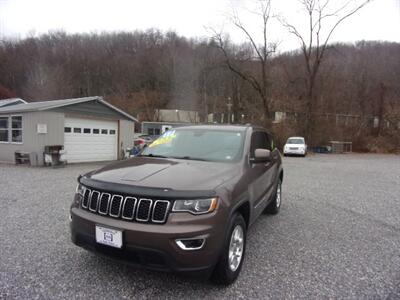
[95,225,123,248]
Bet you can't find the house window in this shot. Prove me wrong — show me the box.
[148,128,154,135]
[93,129,100,134]
[11,116,22,143]
[64,127,72,133]
[0,116,8,142]
[109,130,116,135]
[101,129,108,134]
[0,115,23,143]
[73,128,81,133]
[154,128,160,135]
[83,128,91,134]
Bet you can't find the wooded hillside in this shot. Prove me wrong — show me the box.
[0,31,399,151]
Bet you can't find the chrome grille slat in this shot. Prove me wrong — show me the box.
[79,186,170,224]
[122,197,137,220]
[89,191,100,212]
[109,195,124,218]
[151,200,171,223]
[98,193,111,215]
[82,188,91,209]
[136,199,153,222]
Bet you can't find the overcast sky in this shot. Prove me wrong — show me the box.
[0,0,399,51]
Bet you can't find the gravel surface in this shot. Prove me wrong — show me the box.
[0,154,399,299]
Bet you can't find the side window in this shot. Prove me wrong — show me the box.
[250,132,268,158]
[264,133,272,151]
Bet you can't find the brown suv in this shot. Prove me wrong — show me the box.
[70,125,283,284]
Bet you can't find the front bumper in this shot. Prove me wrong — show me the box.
[284,148,306,155]
[70,206,227,275]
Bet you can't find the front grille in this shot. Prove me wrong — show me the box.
[80,187,171,224]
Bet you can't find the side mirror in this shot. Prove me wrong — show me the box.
[251,148,271,163]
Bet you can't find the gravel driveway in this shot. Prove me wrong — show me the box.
[1,154,399,299]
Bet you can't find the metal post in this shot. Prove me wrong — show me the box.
[227,97,232,124]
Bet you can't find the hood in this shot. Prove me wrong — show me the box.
[86,157,239,191]
[285,143,305,147]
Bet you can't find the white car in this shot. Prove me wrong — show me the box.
[283,137,307,157]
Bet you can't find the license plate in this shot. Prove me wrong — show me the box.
[95,225,123,248]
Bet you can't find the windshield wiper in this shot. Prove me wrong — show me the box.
[171,156,206,161]
[138,154,169,158]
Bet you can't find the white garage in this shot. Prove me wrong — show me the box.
[64,117,118,163]
[0,96,137,166]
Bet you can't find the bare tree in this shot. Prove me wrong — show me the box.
[211,0,277,122]
[280,0,371,141]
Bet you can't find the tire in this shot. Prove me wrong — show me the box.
[211,213,246,285]
[265,178,282,215]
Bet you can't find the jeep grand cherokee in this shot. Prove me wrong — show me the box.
[70,125,283,285]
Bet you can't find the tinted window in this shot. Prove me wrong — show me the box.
[83,128,91,134]
[64,127,72,133]
[73,128,81,133]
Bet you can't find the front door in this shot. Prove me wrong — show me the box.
[247,131,276,217]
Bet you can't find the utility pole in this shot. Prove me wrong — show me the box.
[227,97,232,124]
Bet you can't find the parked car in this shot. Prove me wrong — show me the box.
[70,125,283,285]
[283,136,307,157]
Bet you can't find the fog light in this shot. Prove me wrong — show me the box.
[176,238,206,250]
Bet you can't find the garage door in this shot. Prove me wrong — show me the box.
[64,117,118,163]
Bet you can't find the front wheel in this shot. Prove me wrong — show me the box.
[265,178,282,214]
[211,213,246,285]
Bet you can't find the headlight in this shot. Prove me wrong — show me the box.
[75,183,85,195]
[172,198,218,215]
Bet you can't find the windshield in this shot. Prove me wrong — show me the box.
[141,128,245,163]
[287,138,304,144]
